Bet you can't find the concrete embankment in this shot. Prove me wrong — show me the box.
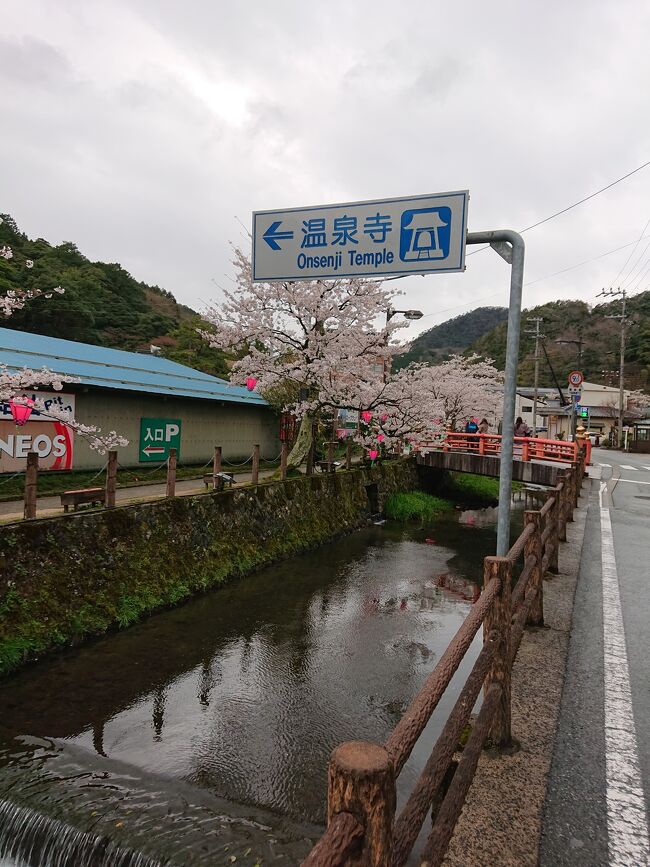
[0,460,417,677]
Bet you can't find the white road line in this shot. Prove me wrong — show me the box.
[644,466,650,472]
[598,482,650,866]
[614,478,650,485]
[598,462,612,467]
[620,464,638,471]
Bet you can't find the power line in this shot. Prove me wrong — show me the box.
[386,158,650,282]
[524,235,650,287]
[619,238,650,289]
[416,233,650,323]
[611,216,650,285]
[464,158,650,258]
[518,160,650,233]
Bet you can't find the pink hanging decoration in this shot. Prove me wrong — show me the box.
[380,414,389,422]
[9,397,34,426]
[361,410,373,424]
[245,377,258,391]
[376,434,385,443]
[368,449,379,461]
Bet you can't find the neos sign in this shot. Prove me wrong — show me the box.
[0,421,74,471]
[0,392,76,471]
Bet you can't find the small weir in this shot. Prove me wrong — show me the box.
[0,498,529,864]
[0,800,161,867]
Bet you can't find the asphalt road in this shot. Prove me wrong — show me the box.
[540,447,650,866]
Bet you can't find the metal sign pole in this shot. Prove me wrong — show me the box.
[466,230,525,556]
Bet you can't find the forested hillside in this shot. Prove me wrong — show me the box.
[395,306,508,368]
[470,294,650,391]
[0,214,228,377]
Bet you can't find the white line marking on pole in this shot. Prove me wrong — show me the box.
[599,481,650,866]
[620,464,637,471]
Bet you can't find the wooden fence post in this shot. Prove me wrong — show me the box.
[524,511,544,626]
[549,489,560,574]
[251,444,260,484]
[327,440,335,466]
[564,467,575,524]
[213,446,222,489]
[106,450,117,509]
[328,741,395,866]
[483,556,512,747]
[23,451,38,520]
[166,448,177,497]
[573,460,581,507]
[557,470,568,542]
[346,438,353,470]
[280,441,288,481]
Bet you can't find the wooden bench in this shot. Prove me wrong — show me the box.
[203,472,235,491]
[61,487,106,513]
[316,460,342,474]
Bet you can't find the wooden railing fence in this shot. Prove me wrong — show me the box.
[302,450,586,867]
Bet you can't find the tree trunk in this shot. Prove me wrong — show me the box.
[286,414,315,470]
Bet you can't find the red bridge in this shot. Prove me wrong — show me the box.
[414,432,584,486]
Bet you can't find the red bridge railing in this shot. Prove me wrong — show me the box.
[415,431,578,464]
[302,451,587,867]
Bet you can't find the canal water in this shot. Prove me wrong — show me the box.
[0,503,524,865]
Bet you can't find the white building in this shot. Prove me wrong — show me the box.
[515,382,641,442]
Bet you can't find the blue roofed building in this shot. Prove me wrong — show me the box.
[0,327,279,471]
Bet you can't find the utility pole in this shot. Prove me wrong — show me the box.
[599,287,628,448]
[524,317,544,436]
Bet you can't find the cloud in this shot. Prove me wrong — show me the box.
[1,0,649,337]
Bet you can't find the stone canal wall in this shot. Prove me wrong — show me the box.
[0,460,418,676]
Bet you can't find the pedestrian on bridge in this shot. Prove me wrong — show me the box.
[478,418,489,434]
[465,418,479,434]
[515,416,531,437]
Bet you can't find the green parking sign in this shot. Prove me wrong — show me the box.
[139,418,182,463]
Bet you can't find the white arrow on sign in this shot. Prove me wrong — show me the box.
[142,445,166,455]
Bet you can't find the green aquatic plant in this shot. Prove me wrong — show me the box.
[385,491,452,523]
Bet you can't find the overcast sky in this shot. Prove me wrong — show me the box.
[3,0,650,340]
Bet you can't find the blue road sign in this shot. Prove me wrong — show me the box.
[252,191,468,282]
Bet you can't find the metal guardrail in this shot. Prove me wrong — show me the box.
[415,431,579,464]
[302,451,586,867]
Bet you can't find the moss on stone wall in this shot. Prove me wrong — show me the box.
[0,460,417,677]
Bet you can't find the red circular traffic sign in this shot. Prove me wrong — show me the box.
[568,370,584,387]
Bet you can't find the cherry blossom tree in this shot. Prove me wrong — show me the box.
[0,227,127,453]
[202,248,410,466]
[203,249,503,465]
[351,354,503,453]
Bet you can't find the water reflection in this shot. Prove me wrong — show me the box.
[0,510,510,831]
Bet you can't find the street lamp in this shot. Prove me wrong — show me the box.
[383,308,424,381]
[386,308,424,322]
